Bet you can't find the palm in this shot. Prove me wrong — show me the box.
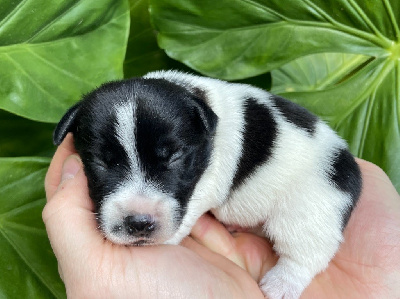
[64,237,267,298]
[45,136,399,298]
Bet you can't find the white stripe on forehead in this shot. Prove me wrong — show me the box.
[114,101,140,177]
[113,96,166,196]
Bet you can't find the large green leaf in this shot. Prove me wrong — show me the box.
[0,0,130,123]
[0,157,65,298]
[150,0,400,191]
[124,0,271,89]
[150,0,394,80]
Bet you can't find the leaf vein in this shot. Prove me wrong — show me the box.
[0,167,48,201]
[0,0,28,29]
[358,89,376,156]
[240,0,287,20]
[25,0,83,43]
[335,58,394,126]
[161,16,391,51]
[1,4,128,51]
[225,31,264,70]
[346,0,387,40]
[383,0,400,42]
[26,48,94,87]
[3,53,68,110]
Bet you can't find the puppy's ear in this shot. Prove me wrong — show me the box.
[191,95,218,136]
[53,102,81,145]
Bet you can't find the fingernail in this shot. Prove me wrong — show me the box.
[61,155,81,182]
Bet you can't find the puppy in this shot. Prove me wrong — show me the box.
[54,70,362,299]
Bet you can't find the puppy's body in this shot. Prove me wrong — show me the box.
[54,70,362,299]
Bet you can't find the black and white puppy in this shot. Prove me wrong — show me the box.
[54,70,362,299]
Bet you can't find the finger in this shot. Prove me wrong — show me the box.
[45,133,77,200]
[190,214,246,269]
[181,236,246,277]
[232,233,278,281]
[355,158,400,204]
[53,154,94,211]
[343,158,400,251]
[345,159,400,235]
[181,237,264,298]
[42,155,102,260]
[181,236,234,267]
[190,214,277,281]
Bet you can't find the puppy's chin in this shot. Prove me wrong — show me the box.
[101,227,175,246]
[103,233,156,246]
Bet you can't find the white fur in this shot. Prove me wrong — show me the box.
[100,181,180,245]
[144,70,354,299]
[100,102,180,245]
[115,101,138,175]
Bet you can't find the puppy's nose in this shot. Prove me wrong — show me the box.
[124,214,155,236]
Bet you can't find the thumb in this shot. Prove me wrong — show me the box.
[58,154,82,186]
[42,155,103,259]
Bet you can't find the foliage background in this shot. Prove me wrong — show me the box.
[0,0,398,297]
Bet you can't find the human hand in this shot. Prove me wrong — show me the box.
[303,158,400,298]
[44,134,400,298]
[192,158,400,298]
[43,134,266,298]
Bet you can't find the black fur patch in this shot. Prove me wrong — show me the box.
[328,148,362,230]
[53,78,217,220]
[232,98,278,190]
[272,95,318,135]
[72,81,135,210]
[135,79,217,217]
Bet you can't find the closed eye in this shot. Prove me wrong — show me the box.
[155,146,172,160]
[169,150,184,164]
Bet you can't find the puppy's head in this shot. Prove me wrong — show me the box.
[54,78,217,245]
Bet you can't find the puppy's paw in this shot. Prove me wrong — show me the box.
[259,260,311,299]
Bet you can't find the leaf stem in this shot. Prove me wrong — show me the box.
[357,86,377,157]
[346,0,388,42]
[335,58,394,127]
[241,0,393,50]
[316,55,368,89]
[382,0,400,42]
[301,0,393,49]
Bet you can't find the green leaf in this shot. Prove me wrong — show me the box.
[0,157,65,298]
[150,0,400,191]
[0,0,130,123]
[150,0,393,80]
[0,109,55,157]
[124,0,272,89]
[271,53,370,94]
